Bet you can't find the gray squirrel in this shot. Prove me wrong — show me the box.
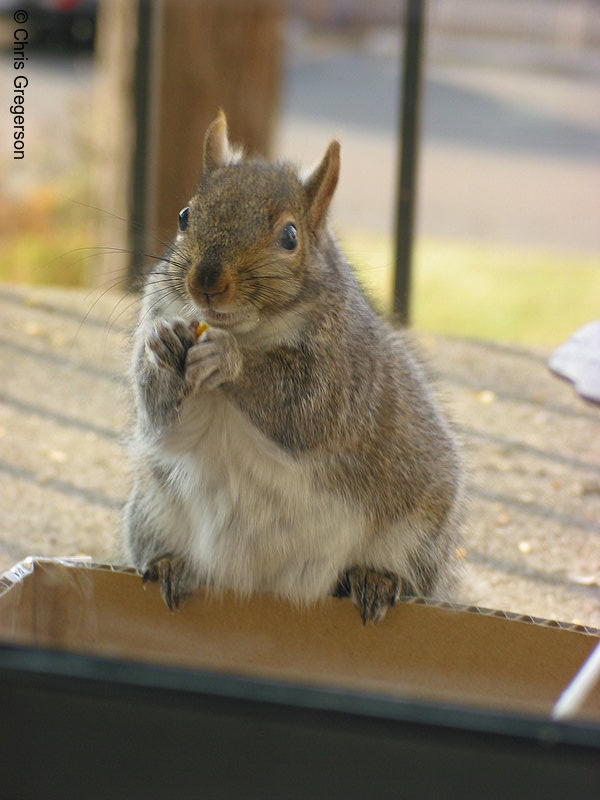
[124,111,464,623]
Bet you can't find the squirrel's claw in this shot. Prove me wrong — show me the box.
[339,567,401,625]
[142,554,195,611]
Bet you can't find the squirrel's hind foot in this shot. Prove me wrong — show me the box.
[142,554,197,611]
[334,567,401,625]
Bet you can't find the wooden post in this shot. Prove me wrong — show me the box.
[92,0,140,288]
[144,0,283,254]
[92,0,282,289]
[393,0,426,325]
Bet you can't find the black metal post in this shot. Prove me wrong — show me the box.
[393,0,426,325]
[128,0,154,288]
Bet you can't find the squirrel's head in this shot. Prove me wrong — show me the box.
[170,110,340,337]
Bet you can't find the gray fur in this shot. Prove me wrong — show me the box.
[123,116,464,622]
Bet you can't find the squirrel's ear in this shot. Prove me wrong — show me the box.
[303,140,340,232]
[203,110,241,175]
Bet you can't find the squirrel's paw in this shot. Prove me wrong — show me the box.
[186,327,242,391]
[145,318,195,374]
[142,554,198,611]
[336,567,401,625]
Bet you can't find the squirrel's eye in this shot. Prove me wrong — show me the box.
[178,206,190,232]
[278,223,298,251]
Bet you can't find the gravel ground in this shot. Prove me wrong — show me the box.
[1,283,598,628]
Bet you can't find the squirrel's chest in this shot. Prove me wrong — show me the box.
[158,393,364,598]
[163,391,303,495]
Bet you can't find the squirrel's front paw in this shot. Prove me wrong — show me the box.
[186,327,242,391]
[142,554,198,610]
[336,567,401,625]
[145,318,195,374]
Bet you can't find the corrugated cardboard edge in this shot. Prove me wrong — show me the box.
[1,556,598,637]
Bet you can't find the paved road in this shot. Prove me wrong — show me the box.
[277,31,600,252]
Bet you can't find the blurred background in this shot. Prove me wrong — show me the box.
[1,0,599,345]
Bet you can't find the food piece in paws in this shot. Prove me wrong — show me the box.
[190,320,209,339]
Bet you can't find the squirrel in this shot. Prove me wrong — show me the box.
[123,110,464,624]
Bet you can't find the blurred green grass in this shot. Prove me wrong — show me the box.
[342,230,600,347]
[1,190,598,348]
[0,187,94,287]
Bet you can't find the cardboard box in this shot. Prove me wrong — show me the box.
[0,558,599,799]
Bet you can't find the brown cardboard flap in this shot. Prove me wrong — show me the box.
[1,558,599,720]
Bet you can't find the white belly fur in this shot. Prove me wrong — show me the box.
[147,391,368,602]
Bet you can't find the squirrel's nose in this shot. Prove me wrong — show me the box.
[187,254,230,301]
[197,256,222,292]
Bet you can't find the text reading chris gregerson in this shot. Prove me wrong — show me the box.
[11,10,29,160]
